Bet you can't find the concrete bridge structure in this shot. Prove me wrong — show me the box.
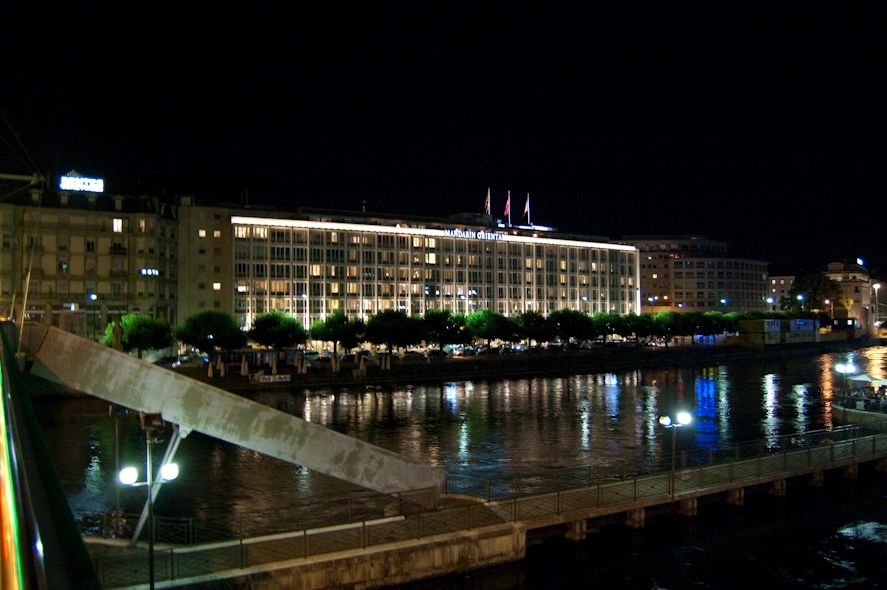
[22,324,446,503]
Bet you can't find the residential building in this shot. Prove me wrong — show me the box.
[0,174,178,339]
[768,275,795,310]
[823,259,877,331]
[619,235,770,314]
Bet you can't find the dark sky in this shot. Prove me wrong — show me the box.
[3,3,885,275]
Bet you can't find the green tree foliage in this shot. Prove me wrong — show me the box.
[547,308,589,343]
[247,311,307,349]
[364,310,424,352]
[175,311,246,355]
[512,311,557,345]
[591,312,621,342]
[788,272,844,317]
[100,314,172,358]
[422,309,462,347]
[309,310,364,356]
[466,309,518,344]
[621,312,655,346]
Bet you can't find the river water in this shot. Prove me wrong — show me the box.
[35,345,887,587]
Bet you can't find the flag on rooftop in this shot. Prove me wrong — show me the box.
[523,194,530,218]
[485,187,490,215]
[504,191,511,216]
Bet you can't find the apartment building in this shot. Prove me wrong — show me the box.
[0,175,178,339]
[619,235,770,313]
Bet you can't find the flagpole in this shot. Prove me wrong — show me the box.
[507,191,511,227]
[526,193,531,227]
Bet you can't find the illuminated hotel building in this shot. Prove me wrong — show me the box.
[216,208,641,329]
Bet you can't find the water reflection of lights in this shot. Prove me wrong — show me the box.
[761,374,780,447]
[694,372,720,451]
[792,383,811,433]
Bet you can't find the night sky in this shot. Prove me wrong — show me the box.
[3,3,885,275]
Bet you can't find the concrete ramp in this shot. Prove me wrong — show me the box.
[25,325,445,499]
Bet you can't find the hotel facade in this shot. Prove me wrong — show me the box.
[216,207,641,329]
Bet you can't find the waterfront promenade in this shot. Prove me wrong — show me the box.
[175,338,875,393]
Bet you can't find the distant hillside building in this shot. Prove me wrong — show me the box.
[618,235,770,314]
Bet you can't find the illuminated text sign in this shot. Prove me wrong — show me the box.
[59,175,104,193]
[444,228,504,241]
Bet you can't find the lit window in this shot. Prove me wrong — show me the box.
[199,229,206,237]
[112,218,123,233]
[213,283,221,291]
[213,230,221,238]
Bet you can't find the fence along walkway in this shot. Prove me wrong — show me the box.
[91,425,887,589]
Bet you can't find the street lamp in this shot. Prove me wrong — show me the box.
[88,293,97,340]
[797,294,805,312]
[659,412,692,500]
[825,299,834,318]
[120,421,179,590]
[836,362,856,393]
[874,283,881,325]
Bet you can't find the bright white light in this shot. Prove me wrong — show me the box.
[677,411,692,426]
[659,415,672,426]
[160,463,179,481]
[119,467,138,485]
[59,175,104,192]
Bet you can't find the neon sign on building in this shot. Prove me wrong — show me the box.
[59,175,104,193]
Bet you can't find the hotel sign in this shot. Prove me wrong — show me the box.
[59,175,104,193]
[444,228,504,241]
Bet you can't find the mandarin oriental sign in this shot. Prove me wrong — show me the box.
[59,175,104,193]
[444,228,504,241]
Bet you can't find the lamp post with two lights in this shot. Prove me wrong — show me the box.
[119,414,180,590]
[659,412,692,501]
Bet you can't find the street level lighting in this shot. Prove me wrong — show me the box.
[797,294,805,312]
[120,418,179,590]
[836,362,856,393]
[88,293,97,340]
[874,283,881,325]
[659,412,692,500]
[825,299,834,318]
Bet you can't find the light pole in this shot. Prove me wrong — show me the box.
[120,421,179,590]
[797,294,805,312]
[836,362,856,394]
[659,412,692,500]
[88,293,97,340]
[874,283,881,325]
[825,299,834,318]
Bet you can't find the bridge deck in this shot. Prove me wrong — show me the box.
[25,325,445,499]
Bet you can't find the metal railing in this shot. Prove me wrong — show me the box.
[90,424,887,588]
[1,322,101,589]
